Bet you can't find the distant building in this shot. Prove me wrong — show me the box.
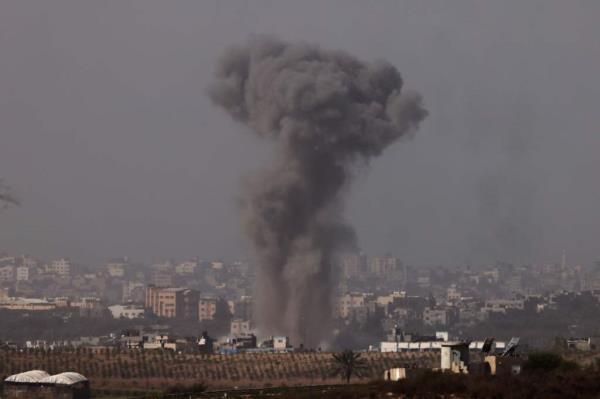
[15,266,30,281]
[423,307,459,327]
[340,252,366,279]
[3,371,90,399]
[334,292,367,319]
[106,258,129,278]
[230,319,253,336]
[0,265,15,282]
[0,297,56,311]
[370,255,401,276]
[199,297,217,321]
[175,260,198,275]
[49,258,71,277]
[483,299,524,315]
[73,297,106,318]
[145,285,199,320]
[108,304,145,319]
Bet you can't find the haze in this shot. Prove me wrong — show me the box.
[1,1,599,267]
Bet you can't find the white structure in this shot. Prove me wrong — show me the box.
[4,370,50,383]
[383,368,406,381]
[380,339,505,353]
[106,259,128,277]
[38,372,88,385]
[175,261,198,275]
[441,342,469,373]
[273,336,289,351]
[483,299,525,314]
[16,266,30,281]
[108,304,145,319]
[49,258,71,277]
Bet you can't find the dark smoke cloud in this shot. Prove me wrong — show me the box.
[0,180,19,209]
[209,37,427,346]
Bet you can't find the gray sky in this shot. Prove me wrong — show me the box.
[1,1,599,267]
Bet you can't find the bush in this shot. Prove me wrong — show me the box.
[524,351,580,373]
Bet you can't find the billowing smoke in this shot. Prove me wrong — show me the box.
[0,179,19,209]
[209,37,427,346]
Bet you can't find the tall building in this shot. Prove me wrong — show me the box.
[198,297,217,321]
[145,285,199,320]
[340,252,366,279]
[369,255,401,276]
[49,258,71,277]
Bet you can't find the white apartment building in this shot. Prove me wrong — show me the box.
[108,304,145,319]
[49,258,71,277]
[175,261,198,275]
[16,266,30,281]
[370,256,401,276]
[334,292,368,319]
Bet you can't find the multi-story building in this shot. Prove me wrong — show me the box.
[423,307,458,327]
[232,296,253,321]
[175,261,198,275]
[0,265,15,282]
[122,281,145,303]
[483,299,524,315]
[230,319,253,337]
[48,258,71,277]
[106,258,128,278]
[198,297,217,321]
[145,285,199,320]
[334,292,367,319]
[370,256,401,276]
[16,266,30,281]
[108,304,145,319]
[340,253,366,279]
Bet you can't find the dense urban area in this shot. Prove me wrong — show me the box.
[3,251,600,398]
[1,251,599,349]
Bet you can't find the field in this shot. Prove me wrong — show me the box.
[0,348,438,391]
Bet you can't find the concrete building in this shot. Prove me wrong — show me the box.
[49,258,71,277]
[175,260,198,275]
[370,255,401,276]
[15,265,30,281]
[441,342,470,373]
[340,252,366,279]
[334,292,367,319]
[0,265,15,282]
[198,297,217,321]
[108,304,145,319]
[106,258,128,278]
[0,297,56,311]
[3,371,89,399]
[423,307,458,327]
[230,319,253,336]
[483,299,525,314]
[145,285,199,320]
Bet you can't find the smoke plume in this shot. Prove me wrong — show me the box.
[0,179,19,209]
[209,37,427,346]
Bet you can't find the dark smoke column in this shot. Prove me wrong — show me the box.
[209,37,427,346]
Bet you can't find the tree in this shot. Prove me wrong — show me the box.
[330,350,370,383]
[0,180,19,209]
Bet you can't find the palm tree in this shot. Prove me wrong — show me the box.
[330,350,370,383]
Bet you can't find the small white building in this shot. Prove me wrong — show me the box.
[108,304,145,319]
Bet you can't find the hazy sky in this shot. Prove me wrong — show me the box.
[1,1,599,267]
